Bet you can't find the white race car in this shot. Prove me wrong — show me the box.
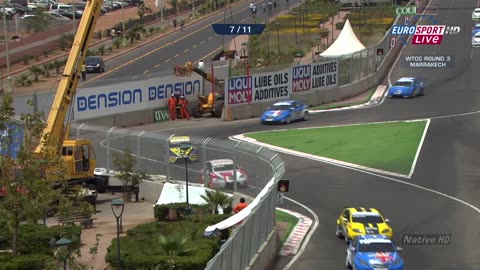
[473,8,480,21]
[473,32,480,47]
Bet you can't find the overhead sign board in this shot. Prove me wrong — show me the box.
[395,6,417,16]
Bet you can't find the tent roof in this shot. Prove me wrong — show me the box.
[320,19,366,58]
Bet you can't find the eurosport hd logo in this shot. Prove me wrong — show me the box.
[391,24,461,46]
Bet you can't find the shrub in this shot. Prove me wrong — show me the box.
[0,224,81,255]
[105,221,221,270]
[0,254,52,270]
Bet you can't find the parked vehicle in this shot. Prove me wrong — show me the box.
[85,56,105,73]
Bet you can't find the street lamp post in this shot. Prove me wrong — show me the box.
[2,1,12,93]
[179,144,192,216]
[275,22,280,54]
[264,29,270,63]
[55,238,72,270]
[291,12,298,45]
[121,3,127,46]
[112,199,125,270]
[192,0,195,18]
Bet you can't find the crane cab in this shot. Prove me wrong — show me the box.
[60,139,96,181]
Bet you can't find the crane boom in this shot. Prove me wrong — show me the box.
[35,0,103,154]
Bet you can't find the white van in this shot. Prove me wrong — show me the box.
[49,3,72,12]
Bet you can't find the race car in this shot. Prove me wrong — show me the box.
[472,23,480,36]
[473,32,480,47]
[200,159,248,189]
[387,77,424,98]
[166,136,199,163]
[346,234,404,270]
[336,207,393,243]
[473,8,480,21]
[260,100,309,124]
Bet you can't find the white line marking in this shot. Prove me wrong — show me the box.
[280,197,319,270]
[408,118,430,178]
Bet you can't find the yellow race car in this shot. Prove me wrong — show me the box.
[336,207,393,243]
[167,136,199,163]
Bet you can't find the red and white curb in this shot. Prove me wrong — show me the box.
[277,208,312,256]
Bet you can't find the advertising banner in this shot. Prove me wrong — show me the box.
[292,60,338,93]
[0,124,24,160]
[153,107,170,123]
[226,69,290,105]
[74,74,203,120]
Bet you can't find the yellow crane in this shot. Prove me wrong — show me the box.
[34,0,106,191]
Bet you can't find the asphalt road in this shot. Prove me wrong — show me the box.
[82,0,480,269]
[81,2,268,87]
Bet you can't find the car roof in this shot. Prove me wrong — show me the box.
[357,234,393,244]
[474,23,480,27]
[273,100,296,106]
[397,77,420,82]
[208,159,234,166]
[345,207,381,216]
[170,136,191,142]
[475,8,480,11]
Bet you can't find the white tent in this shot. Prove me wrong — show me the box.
[320,19,366,58]
[156,182,232,206]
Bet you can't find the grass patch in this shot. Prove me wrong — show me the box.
[311,88,376,110]
[247,120,428,175]
[276,210,299,243]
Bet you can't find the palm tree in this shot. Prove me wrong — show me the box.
[200,189,233,214]
[28,65,44,82]
[42,63,53,78]
[52,60,63,74]
[158,233,191,256]
[14,74,32,87]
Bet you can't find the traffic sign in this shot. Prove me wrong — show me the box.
[390,37,396,48]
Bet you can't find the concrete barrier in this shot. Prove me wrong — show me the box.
[246,230,281,270]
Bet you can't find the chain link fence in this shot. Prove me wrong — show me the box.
[73,123,285,269]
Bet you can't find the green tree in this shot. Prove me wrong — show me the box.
[52,60,64,74]
[28,65,44,82]
[0,95,67,255]
[112,149,146,201]
[24,10,51,33]
[200,189,232,214]
[14,74,32,87]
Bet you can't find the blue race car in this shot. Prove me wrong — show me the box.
[346,234,404,270]
[472,23,480,36]
[388,77,424,98]
[260,100,309,124]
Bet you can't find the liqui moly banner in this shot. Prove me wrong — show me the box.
[292,60,338,93]
[226,69,290,105]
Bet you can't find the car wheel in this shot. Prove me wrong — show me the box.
[303,112,309,121]
[346,253,352,269]
[419,88,425,96]
[285,116,291,124]
[336,225,343,238]
[344,233,350,244]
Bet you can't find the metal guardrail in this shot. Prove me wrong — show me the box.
[73,124,285,269]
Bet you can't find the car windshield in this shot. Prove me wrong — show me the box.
[85,57,100,64]
[269,105,290,110]
[358,242,396,252]
[393,81,413,86]
[170,142,190,148]
[213,164,235,171]
[352,215,384,223]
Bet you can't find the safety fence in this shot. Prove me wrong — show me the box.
[73,123,285,269]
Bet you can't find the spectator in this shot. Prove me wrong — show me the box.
[179,16,185,31]
[179,96,190,120]
[81,63,86,81]
[234,197,248,213]
[168,94,177,120]
[110,28,116,38]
